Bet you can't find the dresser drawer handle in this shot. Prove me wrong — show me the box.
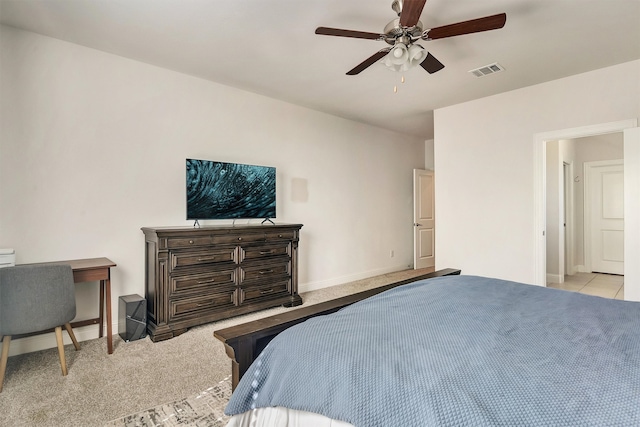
[259,250,275,255]
[197,257,218,262]
[260,289,275,295]
[197,278,216,284]
[238,237,243,241]
[258,269,274,275]
[278,234,283,238]
[189,240,194,244]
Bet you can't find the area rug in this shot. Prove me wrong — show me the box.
[105,376,232,427]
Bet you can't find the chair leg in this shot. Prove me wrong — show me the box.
[64,323,81,351]
[0,335,11,393]
[54,326,68,376]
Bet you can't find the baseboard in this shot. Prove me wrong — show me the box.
[300,265,410,293]
[1,323,113,357]
[546,273,563,284]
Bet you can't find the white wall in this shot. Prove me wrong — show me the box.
[434,60,640,284]
[545,139,562,282]
[558,139,577,275]
[0,26,425,354]
[425,139,434,170]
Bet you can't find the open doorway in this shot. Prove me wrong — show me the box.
[533,119,640,302]
[545,133,624,285]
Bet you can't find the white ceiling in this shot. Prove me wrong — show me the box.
[1,0,639,139]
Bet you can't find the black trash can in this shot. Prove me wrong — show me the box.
[118,294,147,342]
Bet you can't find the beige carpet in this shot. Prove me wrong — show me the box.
[0,267,434,427]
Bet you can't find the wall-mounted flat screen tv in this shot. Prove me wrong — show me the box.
[186,159,276,220]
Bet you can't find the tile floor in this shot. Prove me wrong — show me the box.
[547,272,624,300]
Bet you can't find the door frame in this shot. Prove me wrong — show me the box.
[546,149,570,284]
[533,119,637,286]
[562,161,574,277]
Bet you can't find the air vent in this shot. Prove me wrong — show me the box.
[469,62,505,77]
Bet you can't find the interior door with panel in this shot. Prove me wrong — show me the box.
[585,160,624,275]
[413,169,435,269]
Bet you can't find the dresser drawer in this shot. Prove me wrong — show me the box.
[169,269,236,295]
[167,236,212,249]
[169,288,236,321]
[238,279,290,304]
[213,233,266,245]
[170,247,236,270]
[264,230,296,241]
[240,260,290,284]
[211,229,297,245]
[240,242,290,262]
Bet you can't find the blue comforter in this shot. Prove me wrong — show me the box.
[225,275,640,426]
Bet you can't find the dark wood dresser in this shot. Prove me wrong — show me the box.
[141,224,303,342]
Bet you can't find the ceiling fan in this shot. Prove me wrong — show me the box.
[315,0,506,75]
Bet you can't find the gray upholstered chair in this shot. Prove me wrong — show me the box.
[0,264,81,393]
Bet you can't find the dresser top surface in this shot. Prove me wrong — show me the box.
[142,223,303,234]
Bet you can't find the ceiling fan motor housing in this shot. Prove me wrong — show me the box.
[383,18,423,45]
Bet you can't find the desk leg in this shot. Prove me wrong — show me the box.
[99,281,105,338]
[105,278,113,354]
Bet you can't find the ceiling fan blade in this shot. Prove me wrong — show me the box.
[399,0,427,27]
[315,27,383,40]
[425,13,506,40]
[346,49,391,75]
[420,52,445,74]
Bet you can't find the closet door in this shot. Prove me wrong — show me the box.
[586,160,624,275]
[414,169,435,269]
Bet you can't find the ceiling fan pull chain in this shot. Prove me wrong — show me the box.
[394,75,406,93]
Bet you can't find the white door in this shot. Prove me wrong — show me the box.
[413,169,435,269]
[586,160,624,274]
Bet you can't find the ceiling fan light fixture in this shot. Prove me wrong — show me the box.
[382,42,425,72]
[382,43,408,71]
[407,43,426,64]
[390,43,408,62]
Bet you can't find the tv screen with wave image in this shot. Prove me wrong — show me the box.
[186,159,276,220]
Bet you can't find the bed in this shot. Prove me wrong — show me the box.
[215,270,640,426]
